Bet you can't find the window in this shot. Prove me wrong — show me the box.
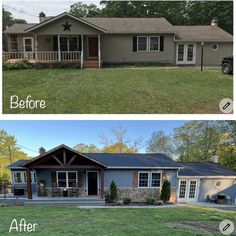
[13,172,23,184]
[138,172,149,187]
[179,180,187,198]
[31,172,37,183]
[151,172,161,187]
[149,36,159,51]
[10,35,18,51]
[57,171,77,188]
[137,36,148,51]
[188,180,197,198]
[211,43,219,51]
[215,180,222,188]
[23,37,33,52]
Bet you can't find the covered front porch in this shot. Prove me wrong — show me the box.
[4,34,102,68]
[23,145,105,199]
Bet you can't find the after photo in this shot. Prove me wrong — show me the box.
[0,120,235,235]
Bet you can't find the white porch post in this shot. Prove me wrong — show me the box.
[57,35,61,62]
[81,35,84,69]
[98,34,101,68]
[34,34,38,62]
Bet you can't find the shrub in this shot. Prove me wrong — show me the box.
[110,180,118,201]
[3,60,32,70]
[145,196,155,205]
[123,196,132,205]
[160,180,171,203]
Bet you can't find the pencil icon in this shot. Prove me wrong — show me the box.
[223,102,231,110]
[223,223,230,232]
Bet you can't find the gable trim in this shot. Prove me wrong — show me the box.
[25,12,107,33]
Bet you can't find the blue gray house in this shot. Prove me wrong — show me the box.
[8,144,236,204]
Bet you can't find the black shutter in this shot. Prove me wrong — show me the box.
[160,36,164,51]
[53,36,58,51]
[133,36,137,52]
[78,36,82,51]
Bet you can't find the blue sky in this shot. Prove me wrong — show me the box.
[0,120,187,156]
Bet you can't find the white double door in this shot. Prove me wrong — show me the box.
[177,179,199,202]
[176,43,196,65]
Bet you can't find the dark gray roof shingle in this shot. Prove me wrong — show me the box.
[7,160,28,169]
[86,153,182,168]
[178,162,236,176]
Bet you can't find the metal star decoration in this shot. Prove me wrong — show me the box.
[62,21,72,31]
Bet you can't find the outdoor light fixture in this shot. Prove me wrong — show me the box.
[201,42,204,71]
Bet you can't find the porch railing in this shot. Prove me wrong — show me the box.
[3,51,81,63]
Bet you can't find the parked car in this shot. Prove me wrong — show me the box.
[221,56,233,75]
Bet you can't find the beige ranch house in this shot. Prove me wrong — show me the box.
[4,12,233,68]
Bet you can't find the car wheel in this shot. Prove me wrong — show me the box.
[222,63,232,74]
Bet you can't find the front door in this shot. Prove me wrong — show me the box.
[177,179,199,202]
[88,36,98,58]
[23,37,34,59]
[87,171,98,195]
[176,43,196,65]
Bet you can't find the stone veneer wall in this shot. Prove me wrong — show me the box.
[105,187,177,202]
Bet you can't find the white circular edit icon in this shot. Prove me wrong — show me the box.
[219,219,234,235]
[219,98,233,114]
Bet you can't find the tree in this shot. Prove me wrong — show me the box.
[146,130,176,157]
[110,180,118,200]
[160,180,171,203]
[0,129,29,181]
[100,126,143,153]
[70,2,101,17]
[174,121,221,162]
[73,143,100,153]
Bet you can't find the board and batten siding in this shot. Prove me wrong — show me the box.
[100,34,176,64]
[198,178,236,202]
[104,169,178,188]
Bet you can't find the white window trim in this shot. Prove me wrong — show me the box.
[211,43,219,51]
[138,171,150,188]
[31,171,37,184]
[149,36,160,52]
[150,171,162,188]
[12,171,37,184]
[56,171,78,188]
[23,37,34,53]
[13,171,24,184]
[137,36,148,52]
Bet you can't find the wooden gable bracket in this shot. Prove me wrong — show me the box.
[67,155,77,166]
[52,155,64,166]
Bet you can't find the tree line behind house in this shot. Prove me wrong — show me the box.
[0,121,235,183]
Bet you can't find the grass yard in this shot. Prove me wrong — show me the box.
[0,206,235,235]
[3,68,233,114]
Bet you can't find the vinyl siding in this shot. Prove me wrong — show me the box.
[198,178,236,202]
[101,34,176,64]
[195,42,233,66]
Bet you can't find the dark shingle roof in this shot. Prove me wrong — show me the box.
[86,153,181,169]
[4,24,36,34]
[178,162,236,177]
[174,26,233,42]
[7,160,28,169]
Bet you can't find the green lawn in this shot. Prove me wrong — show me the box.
[3,68,233,114]
[0,206,235,235]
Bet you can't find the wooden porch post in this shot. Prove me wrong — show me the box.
[98,34,101,68]
[26,168,32,199]
[100,168,104,198]
[81,35,84,69]
[34,34,38,62]
[57,35,61,62]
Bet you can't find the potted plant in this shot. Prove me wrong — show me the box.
[38,179,46,187]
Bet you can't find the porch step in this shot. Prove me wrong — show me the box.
[24,198,105,206]
[83,60,102,69]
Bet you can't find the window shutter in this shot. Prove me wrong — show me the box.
[160,36,164,51]
[51,171,56,187]
[78,172,83,188]
[133,36,137,52]
[133,171,138,188]
[78,36,82,51]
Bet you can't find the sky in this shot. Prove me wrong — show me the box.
[0,120,187,156]
[3,0,101,23]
